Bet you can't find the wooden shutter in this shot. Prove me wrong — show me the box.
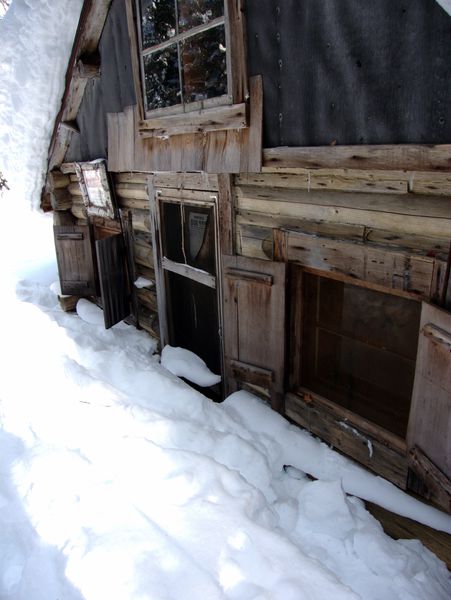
[222,255,286,411]
[54,225,97,296]
[407,302,451,512]
[96,234,130,329]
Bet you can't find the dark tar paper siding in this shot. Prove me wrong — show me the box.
[246,0,451,147]
[66,0,136,162]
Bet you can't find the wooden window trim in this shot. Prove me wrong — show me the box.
[127,0,248,136]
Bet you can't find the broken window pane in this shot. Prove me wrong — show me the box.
[140,0,176,49]
[181,25,227,103]
[184,205,216,274]
[177,0,224,33]
[144,45,181,110]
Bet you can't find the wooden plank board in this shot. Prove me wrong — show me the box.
[139,102,247,137]
[235,184,451,219]
[153,172,218,191]
[236,194,451,238]
[241,170,409,194]
[287,231,439,297]
[365,501,451,570]
[263,145,451,172]
[225,0,248,104]
[222,255,286,409]
[96,234,130,329]
[218,174,235,255]
[240,75,263,173]
[407,303,451,485]
[236,211,451,258]
[285,391,408,488]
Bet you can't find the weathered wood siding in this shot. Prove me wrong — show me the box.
[235,169,451,305]
[107,75,263,174]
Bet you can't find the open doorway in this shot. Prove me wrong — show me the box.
[157,195,223,399]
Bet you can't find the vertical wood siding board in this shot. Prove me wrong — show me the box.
[218,174,235,255]
[226,0,248,104]
[148,176,167,347]
[246,75,263,173]
[125,0,144,121]
[407,302,451,483]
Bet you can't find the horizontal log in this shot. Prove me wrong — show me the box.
[236,195,451,238]
[117,197,149,211]
[131,209,151,233]
[134,240,154,268]
[263,144,451,172]
[48,170,71,189]
[236,212,451,259]
[156,188,217,203]
[114,172,149,184]
[408,446,451,513]
[51,188,73,211]
[68,182,82,196]
[285,391,407,487]
[238,170,409,194]
[139,102,247,137]
[60,162,77,174]
[136,264,155,282]
[153,172,218,191]
[235,185,451,219]
[287,230,440,297]
[135,288,158,312]
[115,183,148,200]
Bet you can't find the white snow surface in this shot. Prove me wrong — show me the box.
[436,0,451,15]
[0,215,450,600]
[0,0,83,209]
[161,345,222,387]
[0,1,450,599]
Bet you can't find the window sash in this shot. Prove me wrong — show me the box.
[136,0,231,116]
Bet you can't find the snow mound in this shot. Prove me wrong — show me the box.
[161,345,221,386]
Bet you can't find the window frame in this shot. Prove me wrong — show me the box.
[131,0,248,136]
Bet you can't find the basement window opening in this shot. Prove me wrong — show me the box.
[292,270,422,439]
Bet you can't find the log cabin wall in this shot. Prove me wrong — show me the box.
[234,168,451,306]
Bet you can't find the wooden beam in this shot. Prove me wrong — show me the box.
[408,446,451,513]
[263,145,451,172]
[139,102,247,138]
[287,230,441,298]
[285,391,407,487]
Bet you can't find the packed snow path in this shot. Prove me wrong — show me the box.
[0,214,449,600]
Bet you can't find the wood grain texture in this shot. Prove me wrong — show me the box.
[222,255,286,409]
[263,145,451,172]
[407,302,451,485]
[287,231,441,298]
[285,391,408,488]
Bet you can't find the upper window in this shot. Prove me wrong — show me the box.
[138,0,228,113]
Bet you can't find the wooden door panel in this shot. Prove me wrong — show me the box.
[54,225,97,296]
[96,234,130,329]
[407,302,451,511]
[222,255,286,410]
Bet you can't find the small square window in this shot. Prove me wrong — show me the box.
[138,0,228,113]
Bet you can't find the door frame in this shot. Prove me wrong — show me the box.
[149,181,225,389]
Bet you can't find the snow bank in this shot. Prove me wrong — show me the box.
[0,263,449,600]
[161,345,222,386]
[0,0,83,209]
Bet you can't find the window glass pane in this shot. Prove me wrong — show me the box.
[177,0,224,33]
[140,0,176,49]
[181,25,227,103]
[183,205,216,274]
[144,45,181,110]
